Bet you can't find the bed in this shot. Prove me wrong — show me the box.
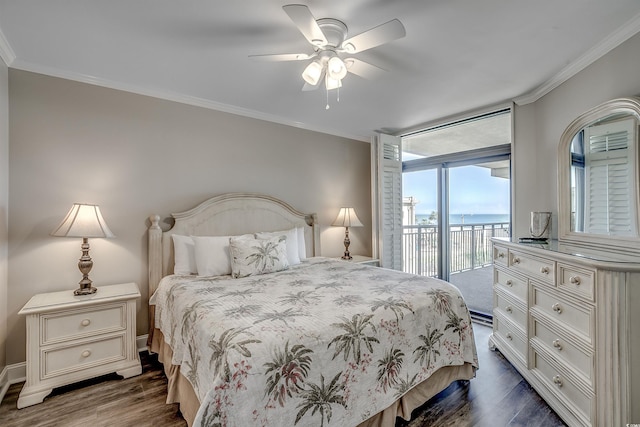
[148,193,478,427]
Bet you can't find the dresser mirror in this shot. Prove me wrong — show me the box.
[558,97,640,256]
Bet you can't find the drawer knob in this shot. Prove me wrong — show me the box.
[80,319,91,327]
[569,276,581,285]
[552,339,563,351]
[498,252,505,258]
[512,257,521,265]
[552,375,563,387]
[540,266,550,274]
[506,306,513,314]
[505,332,513,340]
[552,303,563,314]
[506,280,513,287]
[81,349,91,358]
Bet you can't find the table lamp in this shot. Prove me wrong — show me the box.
[332,207,363,260]
[51,203,115,295]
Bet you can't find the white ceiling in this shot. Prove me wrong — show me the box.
[1,1,640,142]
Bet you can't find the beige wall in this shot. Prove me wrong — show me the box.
[6,70,372,364]
[512,32,640,240]
[0,57,8,370]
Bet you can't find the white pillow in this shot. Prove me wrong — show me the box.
[172,234,197,275]
[192,236,234,277]
[229,235,289,278]
[255,228,300,266]
[296,227,307,260]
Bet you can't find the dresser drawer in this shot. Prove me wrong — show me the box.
[531,318,593,384]
[494,245,508,267]
[494,268,527,300]
[531,285,593,344]
[531,350,593,425]
[41,303,126,346]
[493,314,527,364]
[494,290,527,329]
[557,264,595,301]
[41,334,126,380]
[509,250,555,286]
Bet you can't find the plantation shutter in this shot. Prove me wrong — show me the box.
[584,119,637,235]
[371,133,403,269]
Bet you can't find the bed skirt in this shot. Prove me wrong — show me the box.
[150,329,475,427]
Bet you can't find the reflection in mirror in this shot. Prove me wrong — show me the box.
[558,97,640,256]
[569,113,638,236]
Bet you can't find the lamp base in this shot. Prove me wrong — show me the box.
[341,227,352,260]
[74,286,97,296]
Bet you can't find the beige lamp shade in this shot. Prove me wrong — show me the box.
[51,203,115,238]
[331,207,364,228]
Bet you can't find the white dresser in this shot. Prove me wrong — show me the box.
[17,282,142,408]
[490,238,640,427]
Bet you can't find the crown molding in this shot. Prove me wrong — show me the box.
[8,59,369,142]
[0,26,15,66]
[514,11,640,106]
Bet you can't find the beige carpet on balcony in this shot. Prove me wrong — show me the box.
[449,266,494,316]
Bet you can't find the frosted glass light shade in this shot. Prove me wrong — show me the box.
[327,56,347,80]
[51,203,115,238]
[325,75,343,90]
[302,61,323,86]
[332,207,364,228]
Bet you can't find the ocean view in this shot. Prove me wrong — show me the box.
[415,213,509,225]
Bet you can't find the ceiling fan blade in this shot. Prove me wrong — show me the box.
[341,19,405,53]
[345,58,386,79]
[302,82,321,91]
[282,4,328,47]
[249,53,313,62]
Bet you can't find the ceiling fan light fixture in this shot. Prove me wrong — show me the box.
[325,74,342,90]
[302,60,323,85]
[327,56,348,80]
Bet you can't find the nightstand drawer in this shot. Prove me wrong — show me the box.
[42,334,126,379]
[41,303,126,345]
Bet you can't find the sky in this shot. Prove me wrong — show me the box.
[403,165,510,215]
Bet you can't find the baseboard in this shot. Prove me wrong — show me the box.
[0,364,9,404]
[137,334,149,353]
[0,334,150,405]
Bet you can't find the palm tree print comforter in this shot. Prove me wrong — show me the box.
[151,257,478,426]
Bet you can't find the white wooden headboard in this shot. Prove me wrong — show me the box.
[148,193,320,296]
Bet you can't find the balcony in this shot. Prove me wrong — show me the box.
[402,222,510,316]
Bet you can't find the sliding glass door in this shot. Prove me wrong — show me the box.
[400,109,512,321]
[447,161,510,316]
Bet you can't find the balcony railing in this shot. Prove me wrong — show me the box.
[402,222,510,276]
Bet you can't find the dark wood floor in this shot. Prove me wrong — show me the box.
[0,324,565,427]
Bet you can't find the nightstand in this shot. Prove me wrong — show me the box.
[17,282,142,408]
[335,255,380,267]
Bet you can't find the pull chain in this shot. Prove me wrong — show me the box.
[326,87,330,110]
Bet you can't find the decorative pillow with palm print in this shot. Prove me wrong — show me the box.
[229,235,289,278]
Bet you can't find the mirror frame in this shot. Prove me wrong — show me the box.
[558,96,640,256]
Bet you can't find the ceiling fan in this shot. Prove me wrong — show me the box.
[250,4,406,97]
